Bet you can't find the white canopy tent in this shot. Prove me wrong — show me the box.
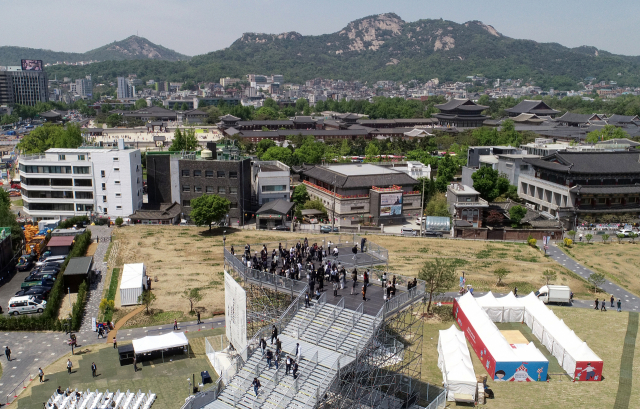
[120,263,147,306]
[475,291,525,323]
[438,325,477,401]
[132,332,189,362]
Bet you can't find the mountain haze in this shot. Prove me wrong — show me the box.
[38,14,640,87]
[0,36,190,65]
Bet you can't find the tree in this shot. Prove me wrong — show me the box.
[106,113,122,127]
[256,139,276,158]
[182,128,199,151]
[295,98,309,113]
[486,210,505,225]
[508,205,528,226]
[542,269,557,285]
[0,189,10,210]
[419,258,457,313]
[16,123,83,154]
[435,154,456,192]
[616,233,625,244]
[138,290,156,314]
[602,234,610,243]
[182,288,202,313]
[588,272,606,293]
[493,268,510,286]
[170,128,184,151]
[134,98,148,110]
[585,233,593,243]
[471,167,510,202]
[567,230,576,240]
[293,137,325,165]
[424,193,450,217]
[630,232,637,244]
[99,299,115,316]
[364,142,380,162]
[255,107,278,120]
[292,184,310,207]
[190,194,230,230]
[115,217,123,227]
[302,199,326,214]
[586,124,627,143]
[261,146,293,165]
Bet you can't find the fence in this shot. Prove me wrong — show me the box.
[423,388,447,409]
[5,372,33,405]
[146,320,221,336]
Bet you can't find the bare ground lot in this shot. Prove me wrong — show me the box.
[562,241,640,297]
[423,306,639,408]
[112,226,593,328]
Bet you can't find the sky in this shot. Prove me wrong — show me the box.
[3,0,640,57]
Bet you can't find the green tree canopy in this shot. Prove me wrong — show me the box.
[255,107,278,120]
[508,205,528,226]
[292,184,310,207]
[435,154,456,192]
[293,137,325,165]
[471,167,510,202]
[585,124,628,143]
[302,199,327,214]
[17,123,83,154]
[256,139,276,158]
[419,258,457,313]
[190,194,231,230]
[261,146,293,165]
[134,98,148,109]
[424,193,450,217]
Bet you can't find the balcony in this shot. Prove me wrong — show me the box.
[453,198,489,208]
[303,180,369,199]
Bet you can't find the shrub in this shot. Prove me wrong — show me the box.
[71,280,88,331]
[563,238,573,247]
[602,234,610,243]
[527,237,537,247]
[115,217,123,227]
[57,216,90,229]
[585,233,593,243]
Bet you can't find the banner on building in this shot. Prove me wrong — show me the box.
[225,271,247,354]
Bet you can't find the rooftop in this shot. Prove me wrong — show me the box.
[64,256,93,276]
[325,163,403,177]
[447,183,480,195]
[46,236,74,247]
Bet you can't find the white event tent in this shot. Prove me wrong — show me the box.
[132,332,189,362]
[437,325,477,401]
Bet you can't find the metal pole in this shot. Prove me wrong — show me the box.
[420,177,425,237]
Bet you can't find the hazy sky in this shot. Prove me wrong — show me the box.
[3,0,640,56]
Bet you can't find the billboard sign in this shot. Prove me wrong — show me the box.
[21,59,43,71]
[380,192,402,217]
[225,271,247,354]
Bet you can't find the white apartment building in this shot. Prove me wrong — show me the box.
[19,140,143,221]
[251,161,290,205]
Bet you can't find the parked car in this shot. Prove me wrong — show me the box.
[302,216,318,224]
[36,255,66,266]
[320,225,339,233]
[8,296,47,316]
[15,286,51,300]
[423,230,444,238]
[272,225,290,231]
[24,273,56,283]
[617,229,633,237]
[16,256,34,271]
[21,278,55,289]
[401,227,418,236]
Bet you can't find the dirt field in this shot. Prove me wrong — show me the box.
[111,226,593,327]
[422,306,638,408]
[562,241,640,297]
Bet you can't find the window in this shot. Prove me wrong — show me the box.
[22,165,71,174]
[229,171,238,179]
[194,186,202,192]
[182,200,191,207]
[505,162,513,168]
[103,208,108,214]
[114,180,120,185]
[101,170,105,178]
[230,202,238,209]
[51,179,73,186]
[76,204,93,211]
[114,168,120,172]
[182,185,190,192]
[205,170,214,178]
[58,155,65,161]
[351,206,365,211]
[113,157,119,161]
[116,206,122,210]
[74,179,92,187]
[520,164,529,171]
[75,192,93,199]
[103,196,107,203]
[217,171,225,178]
[229,186,238,194]
[218,186,226,194]
[115,193,121,198]
[262,185,287,192]
[102,183,106,191]
[73,166,90,174]
[597,198,606,205]
[193,170,201,177]
[206,186,214,193]
[78,155,86,161]
[182,170,190,177]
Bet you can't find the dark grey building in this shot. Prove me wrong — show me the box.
[0,68,49,106]
[146,147,251,226]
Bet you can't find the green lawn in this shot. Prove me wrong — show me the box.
[17,329,224,409]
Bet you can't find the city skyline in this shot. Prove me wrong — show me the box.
[2,0,640,58]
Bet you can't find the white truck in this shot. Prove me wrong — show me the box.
[535,285,571,304]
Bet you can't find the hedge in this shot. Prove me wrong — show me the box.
[0,230,93,331]
[71,280,88,330]
[57,216,90,230]
[102,268,119,322]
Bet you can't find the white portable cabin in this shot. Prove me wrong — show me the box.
[120,263,147,306]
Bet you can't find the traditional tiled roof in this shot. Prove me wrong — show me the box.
[505,100,560,115]
[524,151,640,174]
[256,199,294,215]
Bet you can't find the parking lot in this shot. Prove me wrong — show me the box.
[0,265,36,314]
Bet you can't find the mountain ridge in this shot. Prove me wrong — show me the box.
[20,14,640,87]
[0,35,190,65]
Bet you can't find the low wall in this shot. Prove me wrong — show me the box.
[454,228,562,241]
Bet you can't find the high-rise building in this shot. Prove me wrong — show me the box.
[0,67,49,106]
[75,75,92,98]
[117,77,133,99]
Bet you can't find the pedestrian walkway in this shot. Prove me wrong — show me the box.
[544,243,640,312]
[78,225,113,334]
[613,312,638,409]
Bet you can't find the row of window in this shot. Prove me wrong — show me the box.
[22,178,93,187]
[57,155,86,161]
[21,190,93,200]
[20,165,91,174]
[182,185,238,194]
[181,169,238,178]
[182,200,238,208]
[261,185,287,192]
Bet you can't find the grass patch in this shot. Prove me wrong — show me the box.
[100,268,120,322]
[103,240,114,262]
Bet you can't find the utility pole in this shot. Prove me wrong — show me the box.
[420,177,425,237]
